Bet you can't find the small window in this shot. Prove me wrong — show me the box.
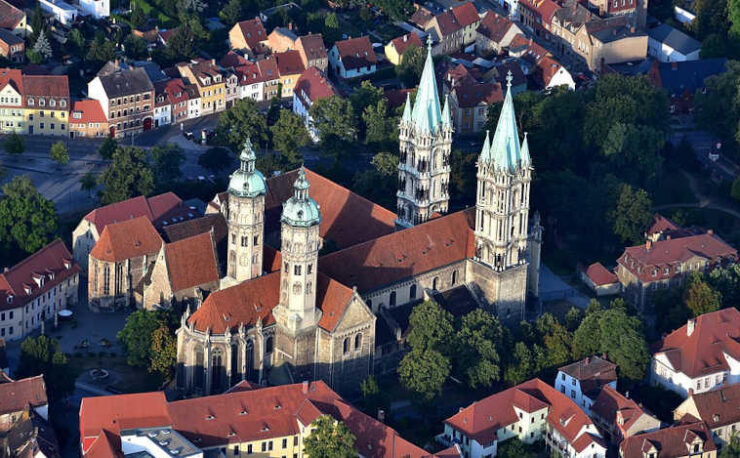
[389,291,396,306]
[355,333,362,350]
[343,337,350,354]
[294,265,302,275]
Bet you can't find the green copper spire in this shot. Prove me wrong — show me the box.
[402,92,412,123]
[441,94,452,127]
[411,35,442,133]
[228,138,267,198]
[520,132,531,166]
[489,71,520,171]
[479,129,491,161]
[281,167,321,227]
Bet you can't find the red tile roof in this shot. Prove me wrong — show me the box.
[236,17,267,51]
[84,430,123,458]
[0,0,24,29]
[476,11,516,43]
[446,379,603,452]
[519,0,561,26]
[389,32,423,56]
[452,80,503,108]
[334,36,377,71]
[620,417,717,458]
[654,308,740,379]
[275,49,306,76]
[296,34,327,62]
[234,61,264,86]
[264,168,397,250]
[164,231,219,292]
[434,10,462,37]
[617,233,737,284]
[0,68,23,107]
[0,375,47,415]
[71,99,107,124]
[0,239,79,310]
[537,55,567,87]
[582,262,618,286]
[220,51,249,68]
[82,192,183,235]
[22,74,69,99]
[451,2,480,28]
[160,77,189,105]
[384,88,415,109]
[410,7,434,28]
[319,209,475,293]
[90,216,163,263]
[647,213,697,239]
[258,55,280,81]
[591,385,653,438]
[294,67,336,106]
[685,383,740,429]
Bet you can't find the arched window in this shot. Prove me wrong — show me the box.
[355,333,362,350]
[265,336,274,353]
[343,337,350,354]
[451,270,458,286]
[230,343,239,385]
[432,277,439,291]
[367,299,372,308]
[211,347,223,392]
[410,284,417,299]
[245,340,254,380]
[389,291,396,307]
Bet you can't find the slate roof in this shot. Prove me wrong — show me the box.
[648,23,701,55]
[97,66,154,98]
[161,213,228,244]
[653,58,728,94]
[559,356,618,398]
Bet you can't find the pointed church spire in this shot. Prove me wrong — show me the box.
[411,35,443,133]
[520,132,531,166]
[240,137,256,173]
[442,94,452,127]
[402,92,412,123]
[489,71,520,171]
[480,129,491,161]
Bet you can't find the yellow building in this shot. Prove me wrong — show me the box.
[274,50,305,98]
[385,32,423,66]
[23,74,70,136]
[0,68,26,134]
[178,59,226,115]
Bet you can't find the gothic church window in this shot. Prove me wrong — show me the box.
[451,270,458,286]
[293,283,302,295]
[294,265,301,275]
[355,333,362,350]
[389,291,397,306]
[410,284,417,299]
[265,337,274,353]
[343,338,350,354]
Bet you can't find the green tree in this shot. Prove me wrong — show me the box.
[86,35,117,63]
[0,176,58,255]
[50,141,69,166]
[731,175,740,201]
[360,375,381,413]
[198,147,233,173]
[350,80,384,123]
[396,45,425,87]
[30,4,45,42]
[17,335,75,401]
[456,309,504,388]
[323,12,340,43]
[363,99,395,146]
[352,152,398,209]
[536,313,572,369]
[693,0,728,40]
[612,183,652,244]
[130,3,147,28]
[601,123,664,188]
[33,30,52,61]
[68,29,86,56]
[694,62,740,150]
[398,348,450,402]
[124,34,149,59]
[149,323,177,379]
[151,144,185,186]
[99,137,118,159]
[219,0,243,25]
[572,312,602,359]
[720,433,740,458]
[683,272,721,317]
[597,307,650,382]
[309,96,356,158]
[80,172,98,197]
[304,415,356,458]
[497,438,539,458]
[99,147,154,205]
[216,98,268,150]
[406,300,454,354]
[564,307,584,332]
[117,310,161,367]
[4,132,25,154]
[504,341,537,385]
[270,109,309,169]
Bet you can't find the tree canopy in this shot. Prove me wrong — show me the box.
[0,176,58,257]
[17,335,75,401]
[216,98,268,151]
[270,109,309,169]
[304,415,356,458]
[99,147,155,205]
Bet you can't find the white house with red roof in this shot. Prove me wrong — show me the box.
[650,308,740,397]
[441,378,607,458]
[579,262,620,296]
[234,61,265,102]
[292,67,336,142]
[555,356,617,415]
[328,36,377,79]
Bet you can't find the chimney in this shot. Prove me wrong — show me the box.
[585,356,591,365]
[114,58,120,69]
[377,409,386,423]
[687,318,696,337]
[645,239,652,251]
[404,34,408,42]
[625,390,629,398]
[688,388,694,396]
[707,229,714,235]
[302,380,309,394]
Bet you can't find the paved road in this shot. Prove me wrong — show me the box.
[654,170,740,219]
[672,130,739,181]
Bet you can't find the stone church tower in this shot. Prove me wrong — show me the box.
[469,72,533,322]
[225,138,267,285]
[273,167,322,380]
[396,36,453,228]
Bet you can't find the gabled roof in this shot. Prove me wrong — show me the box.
[0,0,24,30]
[684,383,740,429]
[519,0,561,26]
[0,68,23,101]
[71,99,107,124]
[294,67,336,106]
[235,17,267,51]
[434,10,461,37]
[219,50,249,68]
[654,308,740,378]
[654,58,728,94]
[84,429,123,458]
[319,209,475,293]
[96,66,154,98]
[164,231,219,292]
[0,28,23,45]
[583,262,618,286]
[79,392,171,440]
[90,216,163,263]
[591,385,654,436]
[410,6,434,29]
[162,213,227,244]
[0,239,79,310]
[22,74,69,99]
[451,79,503,108]
[82,192,183,235]
[648,23,701,55]
[476,11,516,43]
[159,77,189,104]
[257,55,280,81]
[389,32,423,56]
[296,34,327,61]
[0,375,47,415]
[620,418,716,458]
[558,356,617,398]
[274,49,305,76]
[334,36,377,70]
[451,2,480,28]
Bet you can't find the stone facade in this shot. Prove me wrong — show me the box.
[88,255,151,311]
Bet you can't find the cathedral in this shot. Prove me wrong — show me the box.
[176,40,542,396]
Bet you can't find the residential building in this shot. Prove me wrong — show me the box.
[229,17,268,56]
[153,80,172,127]
[0,239,80,341]
[177,58,227,115]
[0,29,24,63]
[160,77,189,124]
[266,26,298,52]
[475,11,524,55]
[615,232,737,310]
[88,216,164,311]
[79,381,427,458]
[647,58,728,114]
[579,262,621,296]
[508,34,575,89]
[328,36,377,79]
[296,34,328,72]
[224,70,239,108]
[441,378,607,458]
[0,0,26,36]
[78,0,109,19]
[518,0,561,39]
[71,192,185,272]
[674,384,740,450]
[426,2,481,55]
[39,0,78,25]
[258,55,281,99]
[88,61,155,137]
[650,308,740,397]
[619,417,718,458]
[234,61,265,102]
[0,68,25,134]
[184,83,201,119]
[648,23,701,62]
[410,5,435,30]
[385,32,424,65]
[69,99,109,138]
[293,67,336,142]
[590,385,661,443]
[0,374,58,457]
[555,356,618,415]
[23,74,70,136]
[444,63,503,133]
[274,50,305,98]
[580,18,647,72]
